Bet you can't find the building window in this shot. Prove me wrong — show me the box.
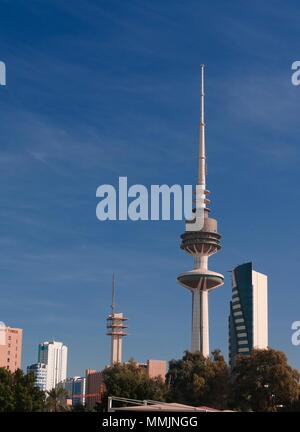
[238,339,248,345]
[233,311,243,317]
[237,332,247,338]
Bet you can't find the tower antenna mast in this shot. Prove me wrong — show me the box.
[107,274,128,365]
[111,273,116,314]
[198,64,206,188]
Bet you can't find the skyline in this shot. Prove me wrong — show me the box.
[0,0,300,377]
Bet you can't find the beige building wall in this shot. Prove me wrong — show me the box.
[0,324,23,372]
[252,270,268,349]
[147,359,167,381]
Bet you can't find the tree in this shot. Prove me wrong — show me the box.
[0,368,15,411]
[208,350,231,409]
[231,348,300,412]
[0,368,45,412]
[99,360,167,410]
[166,350,230,409]
[282,388,300,411]
[45,387,69,412]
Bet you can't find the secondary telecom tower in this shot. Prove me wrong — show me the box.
[106,274,128,365]
[177,65,224,356]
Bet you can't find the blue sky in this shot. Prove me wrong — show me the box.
[0,0,300,377]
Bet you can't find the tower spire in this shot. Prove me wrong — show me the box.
[198,64,206,187]
[111,273,115,314]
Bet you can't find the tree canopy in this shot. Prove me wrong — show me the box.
[98,360,167,410]
[166,350,230,409]
[1,348,299,412]
[0,368,45,412]
[231,348,300,412]
[45,387,69,412]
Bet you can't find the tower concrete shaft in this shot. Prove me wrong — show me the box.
[192,289,209,355]
[106,274,127,365]
[177,65,224,356]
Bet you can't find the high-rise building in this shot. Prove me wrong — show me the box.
[38,340,68,391]
[229,262,268,368]
[59,377,73,400]
[59,376,86,406]
[177,65,224,356]
[72,376,86,406]
[27,363,48,391]
[0,322,22,372]
[85,369,105,410]
[106,274,127,365]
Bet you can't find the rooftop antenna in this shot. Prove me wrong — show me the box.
[107,273,128,364]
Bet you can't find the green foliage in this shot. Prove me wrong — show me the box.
[231,348,300,412]
[45,387,69,412]
[0,368,45,412]
[1,348,299,412]
[166,349,230,409]
[99,360,167,410]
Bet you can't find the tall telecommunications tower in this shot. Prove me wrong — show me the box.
[106,274,128,365]
[177,65,224,356]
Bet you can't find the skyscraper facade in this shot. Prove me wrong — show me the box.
[59,376,86,406]
[0,322,22,372]
[85,369,105,411]
[38,340,68,390]
[72,376,86,406]
[27,363,48,391]
[229,262,268,368]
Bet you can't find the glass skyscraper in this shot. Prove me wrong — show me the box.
[229,262,268,368]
